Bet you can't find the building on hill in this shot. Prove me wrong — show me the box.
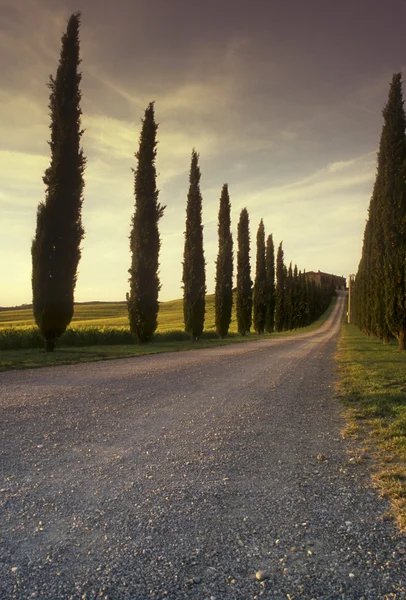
[305,271,346,290]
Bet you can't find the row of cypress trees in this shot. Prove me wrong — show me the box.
[31,13,334,351]
[352,73,406,351]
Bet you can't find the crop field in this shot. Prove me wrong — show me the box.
[0,294,228,332]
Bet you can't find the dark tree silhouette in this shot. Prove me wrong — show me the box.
[127,102,165,343]
[253,219,267,334]
[32,13,85,352]
[236,208,252,335]
[265,234,275,333]
[183,150,206,338]
[215,184,233,338]
[274,242,285,332]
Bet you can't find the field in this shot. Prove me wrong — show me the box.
[337,322,406,531]
[0,295,224,332]
[0,296,337,371]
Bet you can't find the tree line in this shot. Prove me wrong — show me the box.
[352,73,406,352]
[31,13,335,351]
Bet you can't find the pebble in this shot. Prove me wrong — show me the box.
[255,571,269,581]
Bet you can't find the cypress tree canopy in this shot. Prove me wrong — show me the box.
[352,73,406,351]
[183,150,206,339]
[381,74,406,350]
[274,242,285,332]
[215,184,233,338]
[236,208,252,336]
[127,102,165,343]
[31,12,85,352]
[253,219,267,334]
[265,234,275,333]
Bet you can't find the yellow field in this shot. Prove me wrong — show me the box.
[0,294,237,332]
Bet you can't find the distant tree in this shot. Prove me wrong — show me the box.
[292,264,300,329]
[253,219,267,334]
[127,102,165,343]
[265,234,275,333]
[381,74,406,351]
[32,13,85,352]
[274,242,285,332]
[298,270,307,327]
[183,150,206,338]
[236,208,252,335]
[285,262,294,330]
[215,184,233,338]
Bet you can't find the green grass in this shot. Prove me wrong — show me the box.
[0,297,337,371]
[0,295,222,331]
[336,321,406,531]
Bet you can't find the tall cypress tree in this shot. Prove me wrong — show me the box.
[215,184,233,338]
[253,219,267,334]
[265,234,275,333]
[31,13,85,352]
[292,264,300,329]
[381,73,406,351]
[274,242,285,332]
[183,150,206,338]
[236,208,252,335]
[353,73,405,350]
[127,103,165,343]
[285,262,294,330]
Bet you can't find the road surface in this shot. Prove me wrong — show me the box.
[1,295,405,599]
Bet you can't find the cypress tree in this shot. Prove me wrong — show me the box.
[253,220,267,334]
[236,208,252,335]
[286,262,294,330]
[381,74,406,351]
[353,73,405,349]
[183,150,206,338]
[215,184,233,338]
[292,264,300,329]
[274,242,285,332]
[298,270,307,327]
[265,234,275,333]
[31,13,85,352]
[127,102,165,343]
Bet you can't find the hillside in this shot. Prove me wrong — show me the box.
[0,294,237,333]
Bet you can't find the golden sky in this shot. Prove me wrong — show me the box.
[1,0,405,305]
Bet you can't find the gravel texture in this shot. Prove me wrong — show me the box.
[1,294,405,600]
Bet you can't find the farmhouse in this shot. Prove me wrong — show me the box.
[305,271,346,290]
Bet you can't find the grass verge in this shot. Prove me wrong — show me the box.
[0,297,337,372]
[336,321,406,531]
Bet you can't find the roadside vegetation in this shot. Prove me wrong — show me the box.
[337,321,406,531]
[0,296,337,371]
[352,74,405,351]
[17,11,338,353]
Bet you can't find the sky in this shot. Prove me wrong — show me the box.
[1,0,405,306]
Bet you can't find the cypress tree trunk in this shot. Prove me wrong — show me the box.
[127,103,165,343]
[236,208,252,335]
[183,150,206,339]
[275,242,285,332]
[215,184,233,338]
[265,234,275,333]
[253,220,267,334]
[31,13,85,352]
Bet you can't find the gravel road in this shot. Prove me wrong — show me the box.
[1,294,405,600]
